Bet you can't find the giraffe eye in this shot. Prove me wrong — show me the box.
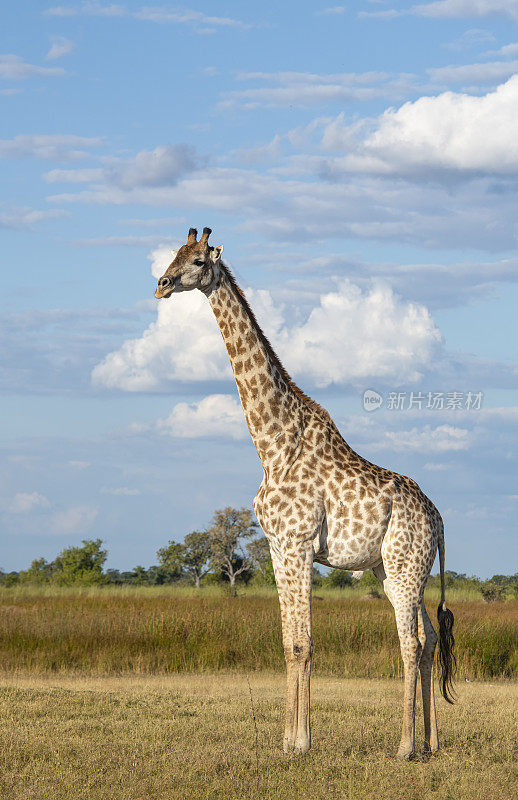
[194,259,204,267]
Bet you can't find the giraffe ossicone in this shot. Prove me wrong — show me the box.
[155,227,456,759]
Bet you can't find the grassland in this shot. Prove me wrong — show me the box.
[1,674,516,800]
[1,586,516,679]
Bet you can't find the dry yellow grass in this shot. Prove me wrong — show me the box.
[1,673,516,800]
[2,589,516,679]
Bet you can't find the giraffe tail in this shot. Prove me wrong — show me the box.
[437,520,457,704]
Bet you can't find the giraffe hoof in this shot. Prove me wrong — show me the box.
[283,738,295,755]
[396,746,415,761]
[293,737,311,756]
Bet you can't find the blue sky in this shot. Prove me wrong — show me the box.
[1,0,518,577]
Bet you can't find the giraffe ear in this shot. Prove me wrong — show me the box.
[210,245,223,264]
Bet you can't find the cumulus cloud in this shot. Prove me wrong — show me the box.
[92,246,441,392]
[92,284,232,390]
[0,54,65,79]
[10,492,51,513]
[157,394,248,439]
[276,282,441,388]
[326,75,518,176]
[46,36,75,60]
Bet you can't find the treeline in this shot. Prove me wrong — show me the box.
[1,505,517,600]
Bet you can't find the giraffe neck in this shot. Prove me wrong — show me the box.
[207,269,304,462]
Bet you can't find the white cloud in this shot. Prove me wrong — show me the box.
[100,486,141,495]
[46,2,124,16]
[44,168,103,183]
[0,54,65,80]
[276,281,441,388]
[443,28,496,51]
[93,246,441,392]
[92,284,232,390]
[74,234,164,247]
[413,0,518,20]
[134,6,250,30]
[51,505,98,535]
[370,424,471,453]
[0,134,103,160]
[317,6,348,15]
[45,3,250,31]
[41,83,518,252]
[221,70,414,109]
[0,206,68,230]
[157,394,248,439]
[496,42,518,57]
[68,460,91,469]
[428,59,518,85]
[328,75,518,175]
[106,145,200,188]
[46,145,200,189]
[46,36,75,60]
[10,492,50,513]
[424,461,451,470]
[46,160,518,251]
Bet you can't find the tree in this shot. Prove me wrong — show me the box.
[0,570,20,587]
[183,531,212,587]
[207,507,258,593]
[20,557,53,584]
[53,539,107,585]
[157,531,212,588]
[354,569,381,598]
[323,569,353,589]
[247,536,274,584]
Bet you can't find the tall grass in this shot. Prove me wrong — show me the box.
[1,586,516,679]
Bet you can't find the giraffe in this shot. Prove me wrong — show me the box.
[155,227,456,760]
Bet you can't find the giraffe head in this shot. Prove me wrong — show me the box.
[155,227,224,299]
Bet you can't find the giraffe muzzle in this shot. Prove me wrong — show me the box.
[155,275,175,299]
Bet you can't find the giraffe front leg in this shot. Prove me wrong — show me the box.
[272,544,313,756]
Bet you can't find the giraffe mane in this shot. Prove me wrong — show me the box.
[220,263,336,428]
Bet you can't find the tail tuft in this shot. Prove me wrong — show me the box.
[437,601,456,704]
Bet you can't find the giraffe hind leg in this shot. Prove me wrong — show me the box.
[380,529,425,759]
[418,599,439,754]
